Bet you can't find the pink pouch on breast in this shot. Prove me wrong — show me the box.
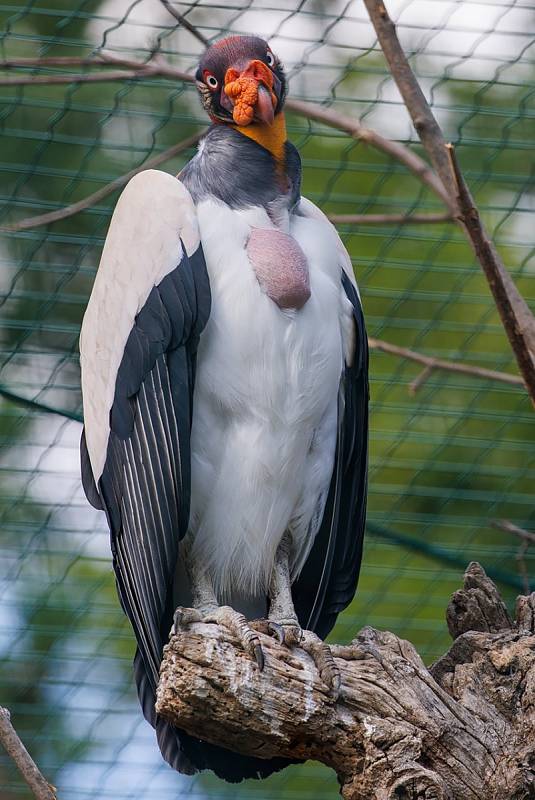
[246,227,311,310]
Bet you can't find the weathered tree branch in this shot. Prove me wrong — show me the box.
[0,707,56,800]
[0,53,192,82]
[362,1,457,203]
[363,0,535,406]
[156,563,535,799]
[446,144,535,403]
[492,519,535,546]
[368,336,525,390]
[159,0,210,46]
[0,54,454,235]
[329,211,453,225]
[0,69,160,86]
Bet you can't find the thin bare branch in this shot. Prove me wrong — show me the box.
[159,0,210,47]
[491,519,535,546]
[0,54,192,81]
[363,0,535,407]
[446,144,535,404]
[1,55,141,68]
[328,211,453,225]
[368,337,525,390]
[0,707,56,800]
[409,365,433,394]
[362,0,457,202]
[492,519,534,595]
[1,130,205,233]
[0,336,523,429]
[286,97,455,212]
[0,69,159,86]
[0,165,451,236]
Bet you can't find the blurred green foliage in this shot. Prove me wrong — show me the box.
[0,1,533,798]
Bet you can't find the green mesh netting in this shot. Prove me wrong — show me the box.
[1,1,534,797]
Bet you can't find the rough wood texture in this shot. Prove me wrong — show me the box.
[156,562,535,799]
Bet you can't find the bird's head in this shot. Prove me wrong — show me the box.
[195,35,286,128]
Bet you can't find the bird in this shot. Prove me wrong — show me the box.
[79,34,368,783]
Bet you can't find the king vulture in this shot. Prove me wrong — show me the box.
[80,34,368,782]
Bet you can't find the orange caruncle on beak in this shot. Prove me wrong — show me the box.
[224,60,276,126]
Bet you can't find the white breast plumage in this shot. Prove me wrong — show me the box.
[187,196,352,602]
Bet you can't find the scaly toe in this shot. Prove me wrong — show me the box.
[204,605,265,670]
[267,621,302,647]
[172,606,202,634]
[301,631,341,699]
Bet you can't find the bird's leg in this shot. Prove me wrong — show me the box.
[173,536,264,669]
[265,531,302,646]
[265,532,341,697]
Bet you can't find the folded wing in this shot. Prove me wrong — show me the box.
[79,169,210,771]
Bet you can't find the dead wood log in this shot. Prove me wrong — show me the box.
[156,562,535,799]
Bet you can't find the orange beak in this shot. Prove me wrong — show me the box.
[224,59,277,126]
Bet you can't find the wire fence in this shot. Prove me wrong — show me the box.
[1,0,534,797]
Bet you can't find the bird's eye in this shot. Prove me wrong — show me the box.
[266,51,275,67]
[205,74,219,90]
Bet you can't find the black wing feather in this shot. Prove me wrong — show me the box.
[293,271,369,639]
[81,243,210,774]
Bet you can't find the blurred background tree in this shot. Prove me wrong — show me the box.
[0,1,533,797]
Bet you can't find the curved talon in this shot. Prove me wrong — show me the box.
[301,633,341,699]
[254,643,265,671]
[330,671,341,697]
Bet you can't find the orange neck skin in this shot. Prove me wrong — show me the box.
[232,112,287,164]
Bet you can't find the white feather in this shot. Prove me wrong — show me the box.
[297,197,358,366]
[297,196,359,293]
[79,169,199,482]
[188,196,356,599]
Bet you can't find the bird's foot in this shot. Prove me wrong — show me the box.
[173,605,264,670]
[267,618,303,647]
[299,631,341,699]
[252,618,340,698]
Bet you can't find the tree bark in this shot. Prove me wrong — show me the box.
[156,562,535,799]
